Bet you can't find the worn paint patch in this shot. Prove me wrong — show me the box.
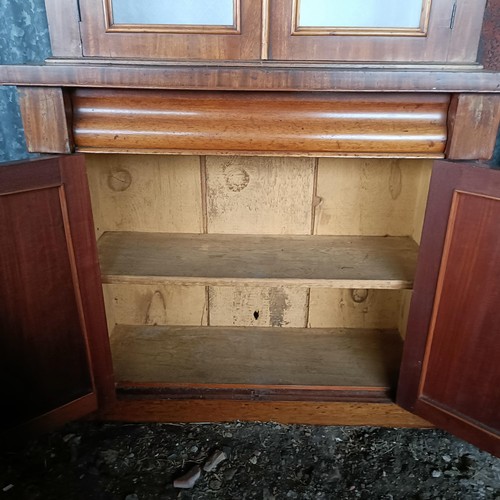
[206,156,315,234]
[208,286,308,328]
[107,284,208,326]
[269,288,289,327]
[389,163,403,200]
[223,161,250,192]
[145,290,167,325]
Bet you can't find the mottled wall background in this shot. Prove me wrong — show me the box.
[0,0,51,163]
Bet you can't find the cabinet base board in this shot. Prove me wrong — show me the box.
[99,399,432,428]
[115,385,393,403]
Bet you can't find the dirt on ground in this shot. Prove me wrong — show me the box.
[0,422,499,499]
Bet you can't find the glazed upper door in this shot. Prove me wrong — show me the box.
[398,161,500,457]
[269,0,486,63]
[0,156,114,435]
[78,0,262,60]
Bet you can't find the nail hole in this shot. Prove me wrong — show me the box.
[253,310,260,320]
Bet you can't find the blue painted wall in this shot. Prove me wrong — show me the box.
[0,0,51,163]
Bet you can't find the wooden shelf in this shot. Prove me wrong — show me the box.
[110,325,403,393]
[98,232,418,289]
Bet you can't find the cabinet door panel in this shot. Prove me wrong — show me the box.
[398,161,500,457]
[0,156,114,433]
[270,0,485,63]
[79,0,261,60]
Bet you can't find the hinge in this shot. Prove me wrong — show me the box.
[450,1,457,29]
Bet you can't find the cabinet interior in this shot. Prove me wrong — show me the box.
[86,154,432,400]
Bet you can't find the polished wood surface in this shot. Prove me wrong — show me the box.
[79,0,261,60]
[72,90,448,155]
[101,399,432,428]
[0,156,115,429]
[421,192,500,426]
[98,232,419,289]
[445,94,500,160]
[2,63,499,93]
[0,159,92,428]
[18,87,74,154]
[59,155,116,409]
[398,161,500,457]
[110,325,402,390]
[270,0,486,63]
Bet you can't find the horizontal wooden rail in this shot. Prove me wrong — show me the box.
[72,90,449,156]
[2,63,500,92]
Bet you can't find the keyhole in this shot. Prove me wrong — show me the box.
[253,310,260,320]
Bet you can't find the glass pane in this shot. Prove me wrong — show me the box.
[298,0,425,29]
[111,0,234,26]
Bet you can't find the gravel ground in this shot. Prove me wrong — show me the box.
[1,422,499,500]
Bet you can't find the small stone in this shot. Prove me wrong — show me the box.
[101,449,119,465]
[331,467,341,480]
[224,468,237,481]
[190,446,199,454]
[249,456,258,465]
[203,450,228,472]
[173,465,201,489]
[432,470,442,478]
[442,454,452,463]
[209,479,222,490]
[263,487,275,500]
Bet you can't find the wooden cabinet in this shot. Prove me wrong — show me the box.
[0,0,499,458]
[0,156,115,434]
[2,153,499,455]
[46,0,487,63]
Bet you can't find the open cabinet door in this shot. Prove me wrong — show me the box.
[0,155,114,436]
[398,160,500,457]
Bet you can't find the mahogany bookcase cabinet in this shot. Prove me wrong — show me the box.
[1,0,499,456]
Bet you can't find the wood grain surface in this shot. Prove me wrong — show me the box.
[97,232,419,289]
[398,161,500,457]
[18,87,73,153]
[314,159,432,236]
[72,90,449,156]
[85,154,203,238]
[446,94,500,160]
[270,0,485,63]
[79,0,261,60]
[100,399,432,427]
[2,63,499,93]
[0,156,114,429]
[109,325,403,388]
